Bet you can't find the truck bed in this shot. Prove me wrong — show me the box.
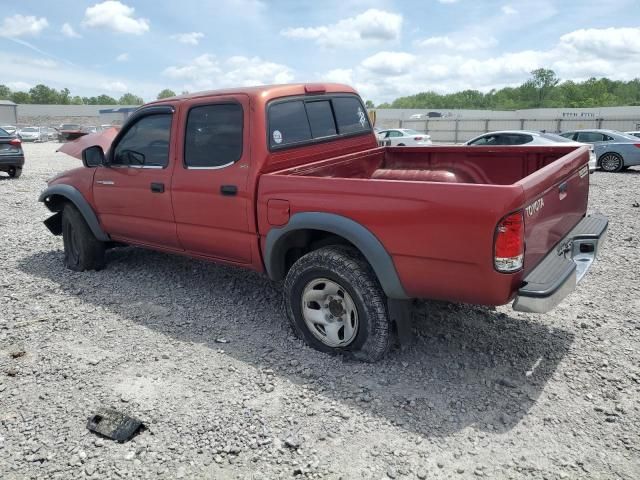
[258,145,591,306]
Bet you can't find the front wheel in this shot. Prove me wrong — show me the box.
[599,153,624,172]
[62,204,106,271]
[284,246,392,362]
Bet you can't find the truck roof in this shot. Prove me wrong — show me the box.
[145,83,359,107]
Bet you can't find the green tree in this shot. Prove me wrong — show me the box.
[118,93,144,105]
[58,88,71,105]
[29,84,60,104]
[157,88,176,99]
[523,68,560,107]
[10,91,31,104]
[0,84,11,100]
[70,96,84,105]
[365,100,374,109]
[95,95,118,105]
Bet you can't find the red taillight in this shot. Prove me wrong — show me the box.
[414,136,423,140]
[494,211,524,272]
[9,138,21,146]
[633,144,640,149]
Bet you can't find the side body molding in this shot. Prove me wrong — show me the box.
[264,212,409,299]
[39,184,110,242]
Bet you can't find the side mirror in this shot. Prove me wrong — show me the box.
[82,145,106,168]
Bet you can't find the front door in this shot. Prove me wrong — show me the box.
[93,108,180,249]
[171,95,253,264]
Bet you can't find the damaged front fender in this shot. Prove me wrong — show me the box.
[43,211,63,236]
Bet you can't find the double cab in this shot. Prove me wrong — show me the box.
[40,83,607,361]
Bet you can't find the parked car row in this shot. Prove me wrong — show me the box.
[0,124,115,144]
[377,126,639,173]
[465,130,598,173]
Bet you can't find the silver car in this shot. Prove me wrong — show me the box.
[18,126,48,142]
[465,130,597,172]
[559,129,640,172]
[625,131,640,139]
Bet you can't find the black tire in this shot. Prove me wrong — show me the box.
[7,166,21,178]
[284,246,392,362]
[599,153,624,172]
[62,203,106,271]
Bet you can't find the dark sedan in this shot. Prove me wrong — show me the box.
[0,127,24,178]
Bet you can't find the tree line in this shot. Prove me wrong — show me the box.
[3,70,640,109]
[0,85,181,105]
[370,69,640,110]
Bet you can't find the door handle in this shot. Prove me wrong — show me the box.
[150,182,165,193]
[220,185,237,196]
[96,180,114,185]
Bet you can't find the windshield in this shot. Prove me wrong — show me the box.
[61,124,80,130]
[22,127,38,132]
[0,127,8,136]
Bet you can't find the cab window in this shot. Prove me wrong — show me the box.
[113,114,172,167]
[184,103,243,168]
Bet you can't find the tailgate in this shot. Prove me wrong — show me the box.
[518,147,590,274]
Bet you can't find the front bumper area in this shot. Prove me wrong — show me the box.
[513,214,608,313]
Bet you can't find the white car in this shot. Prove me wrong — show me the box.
[465,130,597,173]
[625,131,640,139]
[377,128,432,147]
[18,126,48,142]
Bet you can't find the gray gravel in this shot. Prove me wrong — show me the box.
[1,143,639,480]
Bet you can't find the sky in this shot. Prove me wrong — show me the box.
[0,0,639,103]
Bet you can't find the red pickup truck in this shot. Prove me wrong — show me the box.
[40,83,607,361]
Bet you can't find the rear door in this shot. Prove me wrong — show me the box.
[170,95,253,264]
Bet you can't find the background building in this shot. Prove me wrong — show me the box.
[0,100,18,125]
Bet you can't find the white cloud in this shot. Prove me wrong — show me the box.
[170,32,205,45]
[82,1,149,35]
[116,52,129,62]
[163,54,294,90]
[0,15,48,37]
[361,51,416,76]
[416,35,497,51]
[437,0,459,3]
[6,81,32,91]
[281,9,402,48]
[332,26,640,103]
[501,5,518,15]
[323,68,354,85]
[560,27,640,59]
[102,81,128,93]
[61,23,81,38]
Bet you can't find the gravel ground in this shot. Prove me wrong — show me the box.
[1,143,639,480]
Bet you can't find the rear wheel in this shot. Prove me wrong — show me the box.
[599,153,624,172]
[284,246,392,362]
[62,204,106,271]
[7,166,21,178]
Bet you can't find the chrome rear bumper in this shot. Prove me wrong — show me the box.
[513,214,608,313]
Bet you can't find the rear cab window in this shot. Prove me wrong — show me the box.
[268,94,371,150]
[184,103,243,168]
